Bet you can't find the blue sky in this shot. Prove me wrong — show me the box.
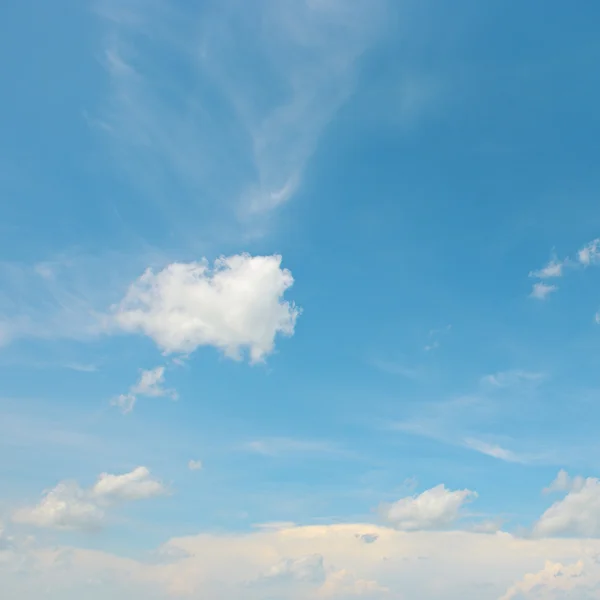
[2,1,600,598]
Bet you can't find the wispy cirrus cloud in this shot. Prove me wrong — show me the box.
[94,0,389,235]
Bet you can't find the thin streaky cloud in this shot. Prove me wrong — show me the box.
[95,0,389,232]
[244,437,348,459]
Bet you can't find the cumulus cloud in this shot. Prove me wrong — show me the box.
[112,254,300,363]
[534,473,600,538]
[380,484,477,530]
[91,467,166,502]
[529,281,558,300]
[13,467,166,530]
[112,366,177,414]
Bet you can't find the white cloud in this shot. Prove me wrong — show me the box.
[8,523,600,599]
[534,473,600,538]
[263,554,326,584]
[578,238,600,266]
[112,366,177,414]
[543,469,585,494]
[530,282,557,300]
[462,438,523,463]
[188,459,203,471]
[500,559,593,600]
[529,259,564,279]
[380,484,477,530]
[112,254,300,363]
[318,569,388,598]
[91,466,166,502]
[526,238,600,302]
[13,467,166,530]
[13,482,105,531]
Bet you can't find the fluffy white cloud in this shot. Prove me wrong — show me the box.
[112,366,177,414]
[534,473,600,538]
[112,254,300,363]
[91,467,166,502]
[188,459,203,471]
[13,467,166,530]
[380,484,477,530]
[530,282,558,300]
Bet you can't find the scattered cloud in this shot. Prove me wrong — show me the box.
[529,282,557,300]
[529,258,564,279]
[188,460,203,471]
[578,238,600,266]
[112,366,177,414]
[380,484,477,530]
[111,254,300,363]
[534,472,600,538]
[528,237,600,303]
[13,467,166,530]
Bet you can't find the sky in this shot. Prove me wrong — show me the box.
[2,0,600,598]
